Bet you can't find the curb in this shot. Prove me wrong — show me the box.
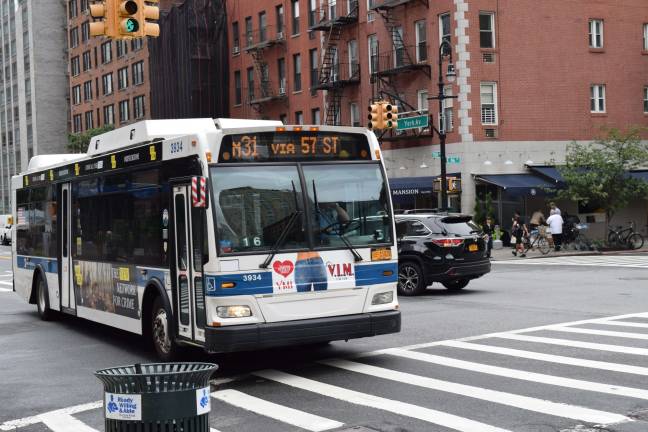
[491,248,648,261]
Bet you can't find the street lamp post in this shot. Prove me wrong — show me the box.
[429,39,457,211]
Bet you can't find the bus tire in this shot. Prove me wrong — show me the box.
[35,274,53,321]
[150,296,179,361]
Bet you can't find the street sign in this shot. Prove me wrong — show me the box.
[448,156,461,164]
[397,115,428,131]
[432,151,441,158]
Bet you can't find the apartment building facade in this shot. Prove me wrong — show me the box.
[0,0,68,213]
[228,0,648,226]
[67,0,152,135]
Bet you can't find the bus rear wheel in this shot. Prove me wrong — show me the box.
[36,276,53,321]
[150,296,178,361]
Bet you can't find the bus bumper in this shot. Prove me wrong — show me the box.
[203,309,401,353]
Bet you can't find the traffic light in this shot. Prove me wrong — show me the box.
[368,102,384,130]
[89,0,113,37]
[386,103,398,129]
[116,1,140,36]
[141,0,160,37]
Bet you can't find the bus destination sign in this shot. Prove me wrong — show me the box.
[218,132,372,163]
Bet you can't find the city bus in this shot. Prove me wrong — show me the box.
[11,118,400,360]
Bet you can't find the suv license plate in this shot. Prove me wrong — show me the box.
[468,244,478,252]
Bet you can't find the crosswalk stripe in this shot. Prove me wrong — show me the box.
[492,255,648,268]
[322,359,630,425]
[0,287,11,292]
[548,326,648,340]
[0,280,12,286]
[211,389,344,432]
[255,369,511,432]
[0,401,102,431]
[598,320,648,329]
[38,412,99,432]
[496,333,648,355]
[441,340,648,376]
[381,348,648,400]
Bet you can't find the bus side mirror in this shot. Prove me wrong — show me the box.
[191,176,209,209]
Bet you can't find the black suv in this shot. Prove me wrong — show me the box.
[395,213,491,295]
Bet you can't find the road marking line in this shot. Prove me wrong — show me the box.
[211,429,223,432]
[321,359,631,426]
[0,280,12,286]
[356,311,648,356]
[381,348,648,400]
[39,412,99,432]
[440,340,648,376]
[547,326,648,340]
[212,389,343,431]
[597,321,648,329]
[255,369,511,432]
[0,401,102,431]
[496,334,648,356]
[0,287,11,292]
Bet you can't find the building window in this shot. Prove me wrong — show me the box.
[80,0,89,12]
[116,40,128,57]
[644,24,648,51]
[244,17,252,47]
[480,82,497,125]
[247,67,254,100]
[71,56,80,76]
[119,100,130,123]
[85,111,94,130]
[367,0,376,22]
[102,73,113,95]
[392,26,404,67]
[644,87,648,113]
[234,70,242,105]
[479,12,495,48]
[309,48,318,95]
[82,51,91,71]
[311,108,320,125]
[348,39,358,75]
[69,0,78,18]
[441,85,453,132]
[72,85,81,105]
[414,20,427,62]
[259,11,267,42]
[308,0,316,27]
[280,114,288,124]
[276,5,285,37]
[73,114,82,133]
[81,21,90,42]
[118,67,129,89]
[131,38,143,51]
[368,34,378,74]
[291,0,300,35]
[277,58,286,94]
[293,53,302,92]
[103,104,114,125]
[590,84,606,113]
[132,61,144,85]
[439,13,451,46]
[417,89,428,112]
[589,19,603,48]
[295,110,303,124]
[350,103,360,127]
[133,95,145,119]
[69,27,79,48]
[232,21,240,53]
[101,41,112,64]
[83,80,93,101]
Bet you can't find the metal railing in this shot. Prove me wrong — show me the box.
[244,25,285,50]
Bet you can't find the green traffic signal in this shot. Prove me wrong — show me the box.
[125,18,139,32]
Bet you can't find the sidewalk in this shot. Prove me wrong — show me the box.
[489,243,648,261]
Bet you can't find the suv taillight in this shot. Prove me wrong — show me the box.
[431,238,464,247]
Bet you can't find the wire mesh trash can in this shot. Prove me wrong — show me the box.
[95,362,218,432]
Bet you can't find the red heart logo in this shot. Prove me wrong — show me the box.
[273,260,294,278]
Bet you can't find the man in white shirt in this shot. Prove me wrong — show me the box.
[549,202,561,216]
[547,212,564,251]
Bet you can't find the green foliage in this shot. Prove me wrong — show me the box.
[67,125,114,153]
[473,191,496,226]
[557,127,648,223]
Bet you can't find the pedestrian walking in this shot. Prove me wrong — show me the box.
[511,212,528,257]
[482,216,495,258]
[547,211,564,251]
[549,202,561,216]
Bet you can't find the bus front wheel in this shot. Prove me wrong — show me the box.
[150,296,178,361]
[35,275,53,321]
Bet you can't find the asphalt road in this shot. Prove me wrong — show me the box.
[1,245,648,432]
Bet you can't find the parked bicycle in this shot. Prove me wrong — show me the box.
[563,223,596,251]
[523,226,551,255]
[608,222,644,250]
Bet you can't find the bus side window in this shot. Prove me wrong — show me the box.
[191,207,208,271]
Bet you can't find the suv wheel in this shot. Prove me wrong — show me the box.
[398,262,425,296]
[442,279,470,291]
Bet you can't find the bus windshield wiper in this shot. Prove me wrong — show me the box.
[260,210,302,269]
[312,180,363,263]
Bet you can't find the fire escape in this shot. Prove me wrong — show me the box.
[372,0,430,137]
[244,25,286,116]
[310,1,360,125]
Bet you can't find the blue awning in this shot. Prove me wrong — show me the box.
[388,176,436,193]
[629,170,648,182]
[527,165,564,183]
[475,173,555,190]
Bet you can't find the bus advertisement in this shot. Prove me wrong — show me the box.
[11,118,400,360]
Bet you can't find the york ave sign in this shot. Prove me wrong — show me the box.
[397,115,429,131]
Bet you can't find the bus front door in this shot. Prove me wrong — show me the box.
[60,183,74,311]
[172,185,206,343]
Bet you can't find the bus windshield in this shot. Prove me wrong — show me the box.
[211,163,392,255]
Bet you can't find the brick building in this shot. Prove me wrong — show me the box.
[228,0,648,228]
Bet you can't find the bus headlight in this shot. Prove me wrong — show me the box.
[216,305,252,318]
[371,291,394,305]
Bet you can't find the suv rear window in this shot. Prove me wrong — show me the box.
[428,216,481,236]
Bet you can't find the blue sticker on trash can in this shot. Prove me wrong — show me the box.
[105,393,142,420]
[196,387,210,415]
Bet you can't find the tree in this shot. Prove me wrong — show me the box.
[557,127,648,227]
[67,125,114,153]
[473,191,496,226]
